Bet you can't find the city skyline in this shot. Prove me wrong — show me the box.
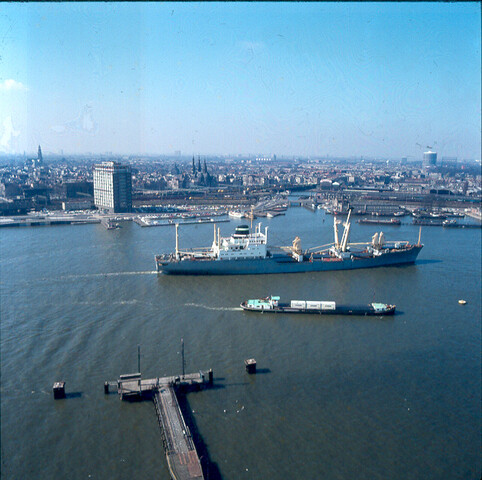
[0,2,480,159]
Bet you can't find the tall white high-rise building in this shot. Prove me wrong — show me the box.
[93,161,132,212]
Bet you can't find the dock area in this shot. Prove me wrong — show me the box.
[0,216,100,227]
[113,370,213,480]
[134,216,230,227]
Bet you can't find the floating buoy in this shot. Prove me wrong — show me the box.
[458,300,467,305]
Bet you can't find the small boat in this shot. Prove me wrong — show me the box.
[458,299,467,305]
[240,295,396,316]
[442,219,457,227]
[103,218,119,230]
[228,211,245,218]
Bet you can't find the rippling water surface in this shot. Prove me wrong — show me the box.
[1,209,480,479]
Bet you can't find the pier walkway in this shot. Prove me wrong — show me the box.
[114,370,212,480]
[155,385,203,479]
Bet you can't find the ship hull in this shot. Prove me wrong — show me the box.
[156,245,423,275]
[240,303,396,316]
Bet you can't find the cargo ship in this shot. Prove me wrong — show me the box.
[155,210,423,275]
[240,295,395,315]
[357,218,401,225]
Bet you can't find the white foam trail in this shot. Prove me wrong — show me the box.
[59,271,158,280]
[72,299,152,307]
[184,303,242,311]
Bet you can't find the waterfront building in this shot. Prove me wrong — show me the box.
[93,161,132,212]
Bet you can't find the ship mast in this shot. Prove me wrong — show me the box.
[181,338,185,379]
[333,216,340,249]
[175,223,179,259]
[340,210,352,252]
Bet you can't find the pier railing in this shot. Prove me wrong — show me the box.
[153,391,175,455]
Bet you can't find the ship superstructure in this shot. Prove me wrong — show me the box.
[155,210,423,275]
[213,224,267,260]
[156,223,268,265]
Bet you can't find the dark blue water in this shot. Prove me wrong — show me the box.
[1,209,480,479]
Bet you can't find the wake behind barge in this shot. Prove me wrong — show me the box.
[155,210,423,275]
[240,296,396,316]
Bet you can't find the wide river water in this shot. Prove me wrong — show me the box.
[1,208,480,479]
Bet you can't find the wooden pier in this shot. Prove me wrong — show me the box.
[112,370,213,480]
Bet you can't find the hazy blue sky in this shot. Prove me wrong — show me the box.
[0,2,480,159]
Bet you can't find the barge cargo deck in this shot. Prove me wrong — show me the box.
[240,296,395,315]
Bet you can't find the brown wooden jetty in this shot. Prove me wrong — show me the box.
[112,370,213,480]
